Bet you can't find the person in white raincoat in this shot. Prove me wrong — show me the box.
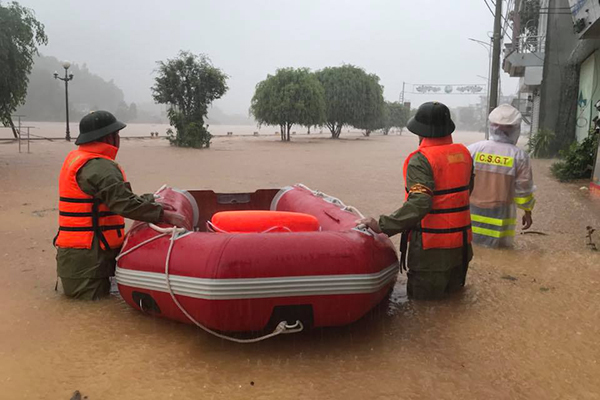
[468,104,535,248]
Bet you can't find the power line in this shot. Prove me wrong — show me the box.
[501,0,514,40]
[483,0,495,17]
[484,0,513,40]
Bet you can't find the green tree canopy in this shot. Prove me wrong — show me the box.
[315,65,385,138]
[250,68,325,141]
[0,1,47,138]
[152,51,228,148]
[385,101,409,134]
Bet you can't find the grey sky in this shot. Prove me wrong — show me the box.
[19,0,517,114]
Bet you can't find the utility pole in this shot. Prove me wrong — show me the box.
[489,0,503,117]
[400,82,406,103]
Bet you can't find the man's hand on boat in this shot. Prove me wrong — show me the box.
[356,217,382,234]
[162,210,192,230]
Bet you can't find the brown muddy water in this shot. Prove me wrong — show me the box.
[0,121,321,140]
[0,131,599,399]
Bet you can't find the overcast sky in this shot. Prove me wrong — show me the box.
[19,0,518,114]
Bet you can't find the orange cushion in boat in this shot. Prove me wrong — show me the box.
[211,211,320,233]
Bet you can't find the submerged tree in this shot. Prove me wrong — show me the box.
[0,1,47,138]
[315,65,385,139]
[152,51,228,148]
[385,101,409,134]
[250,68,325,141]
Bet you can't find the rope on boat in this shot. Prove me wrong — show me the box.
[161,226,304,343]
[117,223,304,343]
[295,184,375,235]
[296,184,366,219]
[117,184,375,341]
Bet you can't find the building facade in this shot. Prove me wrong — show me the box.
[504,0,600,192]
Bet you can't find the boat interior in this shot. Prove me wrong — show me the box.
[189,189,282,233]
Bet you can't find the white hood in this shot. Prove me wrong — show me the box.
[488,104,522,145]
[490,123,521,145]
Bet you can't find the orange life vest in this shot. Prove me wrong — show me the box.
[403,136,473,250]
[55,142,126,250]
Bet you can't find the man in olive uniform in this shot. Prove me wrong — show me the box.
[358,102,474,300]
[55,111,187,300]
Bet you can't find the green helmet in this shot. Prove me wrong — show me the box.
[75,110,126,145]
[407,101,455,138]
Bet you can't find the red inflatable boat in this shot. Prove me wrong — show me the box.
[116,185,399,339]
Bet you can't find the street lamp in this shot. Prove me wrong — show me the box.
[54,60,74,141]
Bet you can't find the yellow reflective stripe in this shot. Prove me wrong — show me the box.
[514,194,534,205]
[68,155,81,167]
[471,214,517,227]
[475,152,514,167]
[472,226,516,238]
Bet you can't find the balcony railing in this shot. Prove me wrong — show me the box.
[515,35,546,54]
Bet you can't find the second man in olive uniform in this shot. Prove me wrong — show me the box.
[358,102,474,300]
[56,111,187,300]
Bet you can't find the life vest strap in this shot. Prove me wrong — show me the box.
[432,185,470,196]
[59,211,117,218]
[405,185,470,196]
[428,205,470,214]
[415,225,471,234]
[59,196,95,203]
[59,224,125,232]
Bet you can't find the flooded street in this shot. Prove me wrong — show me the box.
[0,121,307,140]
[1,131,599,399]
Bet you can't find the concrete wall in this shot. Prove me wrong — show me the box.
[539,0,581,148]
[539,0,600,151]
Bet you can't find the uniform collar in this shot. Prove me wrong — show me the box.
[419,136,453,148]
[77,142,118,160]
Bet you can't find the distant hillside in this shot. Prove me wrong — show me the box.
[18,54,255,125]
[17,54,133,122]
[207,106,255,125]
[135,102,254,125]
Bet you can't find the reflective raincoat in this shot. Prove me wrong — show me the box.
[467,125,535,247]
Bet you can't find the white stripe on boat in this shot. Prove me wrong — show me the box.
[115,263,399,300]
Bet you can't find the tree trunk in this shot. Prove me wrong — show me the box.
[333,125,342,139]
[307,126,311,135]
[327,122,337,138]
[280,125,285,141]
[287,123,292,141]
[8,117,18,139]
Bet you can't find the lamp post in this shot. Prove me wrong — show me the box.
[54,61,74,141]
[469,38,493,139]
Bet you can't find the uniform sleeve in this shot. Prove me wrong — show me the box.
[77,158,163,223]
[514,151,536,211]
[467,143,477,159]
[378,153,434,237]
[466,144,476,194]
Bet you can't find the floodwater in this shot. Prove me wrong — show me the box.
[0,121,321,140]
[0,129,599,399]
